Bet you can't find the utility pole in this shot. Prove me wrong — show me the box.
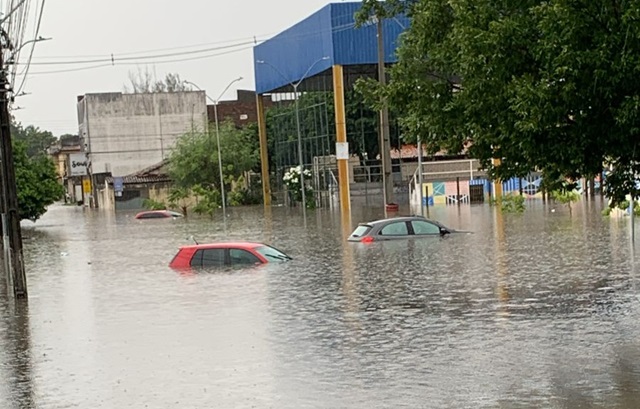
[377,16,394,208]
[0,31,27,298]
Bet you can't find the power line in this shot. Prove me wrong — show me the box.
[13,13,359,67]
[28,34,277,59]
[15,0,44,94]
[16,39,257,66]
[26,45,254,76]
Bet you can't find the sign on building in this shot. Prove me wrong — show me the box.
[113,177,124,197]
[82,178,92,194]
[69,153,88,177]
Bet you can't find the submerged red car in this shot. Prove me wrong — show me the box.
[135,210,183,219]
[169,241,291,269]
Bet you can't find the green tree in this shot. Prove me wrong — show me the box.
[11,123,56,157]
[191,184,221,217]
[168,121,259,199]
[13,140,64,221]
[167,187,191,215]
[356,0,640,206]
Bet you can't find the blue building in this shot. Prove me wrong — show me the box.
[253,2,409,212]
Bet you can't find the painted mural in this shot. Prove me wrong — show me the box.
[421,174,545,205]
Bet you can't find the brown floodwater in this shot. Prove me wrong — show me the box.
[1,199,639,408]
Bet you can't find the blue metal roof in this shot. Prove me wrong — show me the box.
[254,2,409,94]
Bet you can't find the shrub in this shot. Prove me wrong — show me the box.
[142,198,166,210]
[492,193,526,213]
[283,166,314,208]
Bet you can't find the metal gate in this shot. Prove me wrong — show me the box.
[270,98,334,206]
[469,184,484,204]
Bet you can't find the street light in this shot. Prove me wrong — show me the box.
[183,77,243,222]
[6,36,52,64]
[256,56,330,220]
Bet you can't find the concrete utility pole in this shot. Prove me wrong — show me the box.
[0,31,27,298]
[376,16,394,207]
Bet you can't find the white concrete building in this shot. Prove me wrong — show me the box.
[77,91,207,178]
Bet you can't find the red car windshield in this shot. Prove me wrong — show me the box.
[254,245,291,262]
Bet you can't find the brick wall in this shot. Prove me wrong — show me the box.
[207,90,273,127]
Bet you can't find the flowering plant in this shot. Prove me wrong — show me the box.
[283,166,313,206]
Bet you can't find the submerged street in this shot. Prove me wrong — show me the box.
[1,201,640,408]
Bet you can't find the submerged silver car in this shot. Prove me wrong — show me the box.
[348,216,466,243]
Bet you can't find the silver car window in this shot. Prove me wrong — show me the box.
[412,220,441,235]
[379,222,409,236]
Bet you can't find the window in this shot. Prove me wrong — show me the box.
[190,250,204,267]
[255,245,291,262]
[379,222,409,236]
[412,220,441,235]
[189,248,227,267]
[230,249,261,266]
[202,248,226,267]
[350,225,371,238]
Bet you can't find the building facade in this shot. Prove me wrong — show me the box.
[206,90,273,128]
[76,91,207,207]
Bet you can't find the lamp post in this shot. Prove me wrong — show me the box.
[7,36,52,60]
[183,77,243,222]
[256,56,329,220]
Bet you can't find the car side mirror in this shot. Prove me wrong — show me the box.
[439,228,450,236]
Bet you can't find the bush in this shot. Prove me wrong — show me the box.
[551,190,581,205]
[228,187,262,206]
[227,175,263,206]
[603,199,640,217]
[142,198,166,210]
[168,187,190,215]
[192,184,221,217]
[283,166,314,208]
[492,193,526,213]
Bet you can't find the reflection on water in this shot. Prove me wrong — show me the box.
[0,200,639,408]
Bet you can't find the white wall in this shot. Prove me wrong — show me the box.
[79,91,207,176]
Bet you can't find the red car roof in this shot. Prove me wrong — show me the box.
[178,241,265,250]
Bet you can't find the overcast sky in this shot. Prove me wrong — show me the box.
[10,0,339,136]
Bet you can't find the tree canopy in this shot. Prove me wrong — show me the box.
[11,123,56,157]
[13,140,64,221]
[125,68,190,93]
[168,121,259,193]
[356,0,640,203]
[8,122,63,221]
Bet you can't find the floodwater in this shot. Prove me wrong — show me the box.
[1,199,640,408]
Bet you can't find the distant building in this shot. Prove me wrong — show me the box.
[47,135,84,183]
[207,90,273,128]
[102,160,173,211]
[76,91,207,207]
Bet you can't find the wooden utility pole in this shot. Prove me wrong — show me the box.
[376,16,394,207]
[0,32,27,298]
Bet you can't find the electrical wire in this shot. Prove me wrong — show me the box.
[15,12,359,67]
[27,44,254,76]
[29,34,276,59]
[22,10,360,62]
[7,0,26,85]
[15,0,43,94]
[17,38,256,66]
[7,8,370,86]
